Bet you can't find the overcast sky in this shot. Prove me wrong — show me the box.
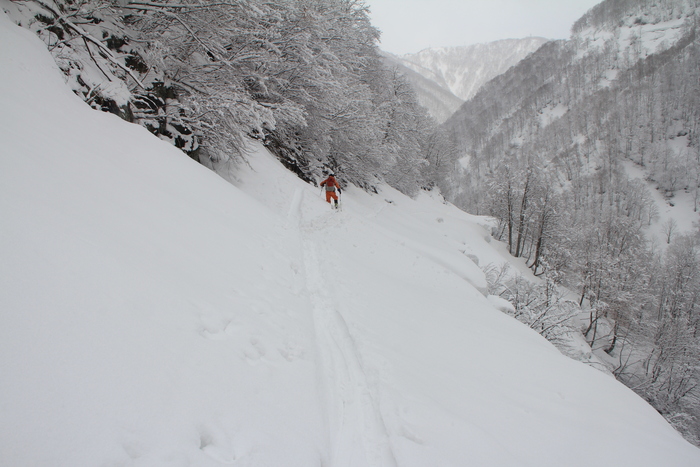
[365,0,604,55]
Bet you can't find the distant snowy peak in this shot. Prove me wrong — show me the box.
[382,37,548,122]
[380,52,463,123]
[395,38,549,101]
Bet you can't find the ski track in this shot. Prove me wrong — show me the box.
[295,190,397,467]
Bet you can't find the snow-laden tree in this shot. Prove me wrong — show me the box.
[624,234,700,444]
[483,263,580,352]
[8,0,448,193]
[120,0,308,162]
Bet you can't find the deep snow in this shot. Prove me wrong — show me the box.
[2,11,700,467]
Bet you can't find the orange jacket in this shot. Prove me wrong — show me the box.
[320,176,340,192]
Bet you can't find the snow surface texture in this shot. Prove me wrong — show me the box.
[2,12,700,467]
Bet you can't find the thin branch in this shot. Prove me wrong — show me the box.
[123,1,238,10]
[83,36,112,82]
[29,0,146,89]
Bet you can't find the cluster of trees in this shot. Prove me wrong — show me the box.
[442,0,700,443]
[9,0,453,193]
[483,262,581,355]
[631,235,700,442]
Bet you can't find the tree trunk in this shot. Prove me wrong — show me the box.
[515,173,530,258]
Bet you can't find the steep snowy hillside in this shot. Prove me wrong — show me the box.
[396,38,548,101]
[443,0,700,232]
[440,0,700,443]
[2,11,700,467]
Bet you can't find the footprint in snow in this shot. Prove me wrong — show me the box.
[198,317,232,340]
[199,429,237,464]
[121,440,145,460]
[243,337,267,363]
[278,339,305,361]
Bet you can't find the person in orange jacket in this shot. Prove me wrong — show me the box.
[320,173,341,208]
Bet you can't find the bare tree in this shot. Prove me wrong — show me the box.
[663,218,679,244]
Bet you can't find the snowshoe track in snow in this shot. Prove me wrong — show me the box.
[297,193,397,467]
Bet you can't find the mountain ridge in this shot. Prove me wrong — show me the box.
[396,38,549,102]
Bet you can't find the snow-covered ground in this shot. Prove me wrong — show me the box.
[578,16,686,57]
[2,12,700,467]
[622,158,700,245]
[538,103,569,128]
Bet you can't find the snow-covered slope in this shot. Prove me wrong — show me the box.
[2,12,700,467]
[396,38,548,101]
[572,0,697,52]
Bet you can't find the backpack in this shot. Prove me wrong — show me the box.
[324,177,337,191]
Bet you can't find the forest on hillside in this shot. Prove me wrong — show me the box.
[4,0,453,193]
[443,0,700,443]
